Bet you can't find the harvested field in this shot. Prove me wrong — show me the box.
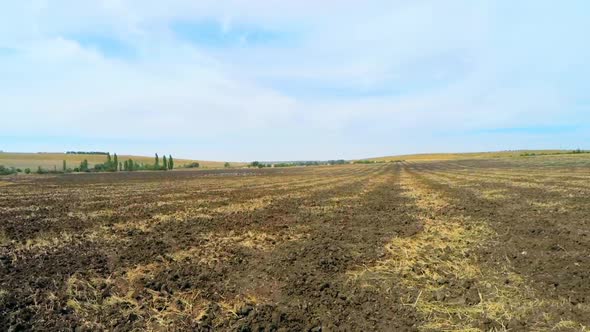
[1,157,590,331]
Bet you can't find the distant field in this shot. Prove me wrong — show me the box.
[0,152,240,170]
[369,149,577,162]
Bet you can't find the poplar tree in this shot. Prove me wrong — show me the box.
[155,153,159,168]
[63,160,67,172]
[80,159,89,172]
[163,155,168,170]
[169,155,174,170]
[114,154,119,171]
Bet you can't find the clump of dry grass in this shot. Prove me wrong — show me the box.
[0,229,10,246]
[478,189,509,201]
[552,320,587,331]
[213,197,275,214]
[218,294,260,318]
[527,199,569,212]
[168,229,306,266]
[66,264,211,330]
[8,227,120,259]
[0,288,8,306]
[24,232,75,250]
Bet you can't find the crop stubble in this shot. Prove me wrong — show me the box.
[1,158,589,331]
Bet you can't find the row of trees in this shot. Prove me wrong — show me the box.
[0,165,18,175]
[154,153,174,170]
[249,159,348,168]
[93,153,119,172]
[66,151,109,155]
[521,149,589,157]
[3,153,177,175]
[352,160,385,164]
[73,153,176,173]
[0,165,62,175]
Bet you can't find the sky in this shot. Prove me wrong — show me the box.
[1,1,589,161]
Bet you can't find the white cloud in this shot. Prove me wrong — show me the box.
[1,0,589,159]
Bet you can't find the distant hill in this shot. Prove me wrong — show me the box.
[0,152,240,170]
[367,150,577,162]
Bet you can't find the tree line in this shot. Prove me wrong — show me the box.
[66,151,109,155]
[248,160,348,168]
[76,153,175,172]
[27,152,176,174]
[520,149,589,157]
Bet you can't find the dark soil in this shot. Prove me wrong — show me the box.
[2,159,589,331]
[0,165,422,331]
[406,159,590,328]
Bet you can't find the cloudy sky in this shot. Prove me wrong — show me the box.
[1,1,589,161]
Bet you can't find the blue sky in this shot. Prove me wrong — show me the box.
[1,1,589,161]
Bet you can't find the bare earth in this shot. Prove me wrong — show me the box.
[1,157,589,331]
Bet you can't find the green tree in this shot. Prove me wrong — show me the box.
[169,155,174,170]
[37,166,43,174]
[155,153,159,167]
[163,155,168,170]
[123,160,128,171]
[114,153,119,171]
[63,160,67,172]
[24,168,31,174]
[0,166,17,175]
[80,159,89,172]
[119,161,122,171]
[224,162,230,168]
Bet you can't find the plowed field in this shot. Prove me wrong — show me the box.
[1,158,589,331]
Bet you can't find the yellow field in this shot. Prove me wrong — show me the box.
[0,152,240,170]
